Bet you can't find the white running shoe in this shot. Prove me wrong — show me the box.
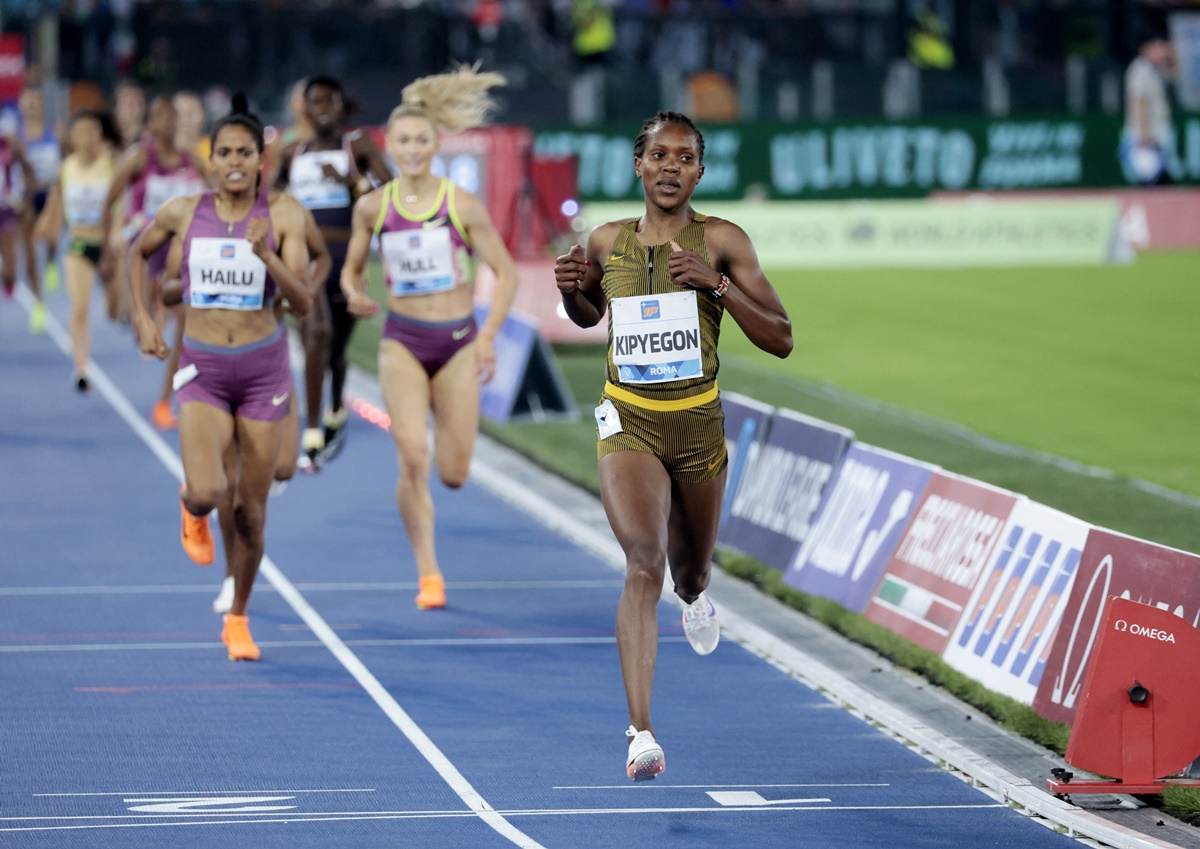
[682,592,720,655]
[212,576,234,614]
[626,726,665,782]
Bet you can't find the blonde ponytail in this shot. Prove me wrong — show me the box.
[389,63,506,134]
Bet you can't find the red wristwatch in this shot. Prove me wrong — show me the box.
[711,274,730,299]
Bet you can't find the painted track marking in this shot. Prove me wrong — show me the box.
[24,294,551,849]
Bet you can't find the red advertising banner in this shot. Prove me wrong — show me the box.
[0,35,24,101]
[1032,528,1200,724]
[864,472,1019,654]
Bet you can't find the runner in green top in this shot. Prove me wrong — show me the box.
[553,111,793,781]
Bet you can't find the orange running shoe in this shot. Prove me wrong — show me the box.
[153,400,178,431]
[416,575,446,610]
[222,613,261,661]
[179,487,215,565]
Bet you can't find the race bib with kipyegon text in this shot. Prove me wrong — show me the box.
[610,289,703,385]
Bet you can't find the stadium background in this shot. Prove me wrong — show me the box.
[4,0,1200,828]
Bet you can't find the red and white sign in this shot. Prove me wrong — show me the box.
[865,471,1020,654]
[0,35,25,101]
[1032,528,1200,724]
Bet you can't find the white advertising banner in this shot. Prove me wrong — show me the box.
[941,501,1089,704]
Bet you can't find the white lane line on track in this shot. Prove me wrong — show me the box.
[0,803,1007,833]
[0,636,686,653]
[0,579,623,596]
[552,783,891,790]
[35,789,376,796]
[25,295,550,849]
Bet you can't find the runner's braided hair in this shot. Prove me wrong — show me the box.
[210,93,265,153]
[633,111,705,164]
[389,63,506,134]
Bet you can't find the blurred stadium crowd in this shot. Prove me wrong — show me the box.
[0,0,1190,126]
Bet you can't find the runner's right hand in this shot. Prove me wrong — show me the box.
[98,247,115,282]
[345,289,380,319]
[554,243,591,293]
[134,313,170,360]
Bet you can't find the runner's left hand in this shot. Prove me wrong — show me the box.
[668,240,720,293]
[475,333,497,385]
[320,163,350,186]
[245,217,271,259]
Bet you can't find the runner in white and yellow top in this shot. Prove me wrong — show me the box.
[36,110,120,392]
[553,111,793,782]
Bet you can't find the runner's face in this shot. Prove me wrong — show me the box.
[19,89,43,122]
[305,85,343,132]
[211,125,262,194]
[116,87,146,128]
[636,123,704,210]
[148,99,177,145]
[386,115,438,179]
[173,95,205,143]
[69,117,102,157]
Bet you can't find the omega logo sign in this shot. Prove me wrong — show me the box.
[1114,619,1177,643]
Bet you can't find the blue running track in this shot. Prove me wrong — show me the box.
[0,285,1084,848]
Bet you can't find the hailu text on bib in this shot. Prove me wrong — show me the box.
[289,150,352,210]
[382,226,456,297]
[610,290,704,385]
[188,237,268,310]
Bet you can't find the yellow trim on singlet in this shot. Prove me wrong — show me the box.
[390,179,449,222]
[372,182,394,237]
[445,183,473,248]
[604,380,719,411]
[373,179,472,247]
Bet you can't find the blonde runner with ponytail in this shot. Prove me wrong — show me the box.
[388,63,506,134]
[339,63,519,613]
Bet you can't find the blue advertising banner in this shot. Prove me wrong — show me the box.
[475,308,577,424]
[784,444,937,613]
[719,392,775,528]
[477,307,538,423]
[719,409,853,571]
